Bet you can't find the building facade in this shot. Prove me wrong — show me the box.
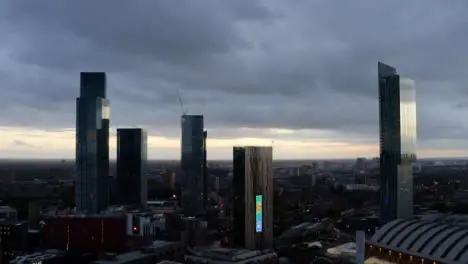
[117,128,148,207]
[44,215,127,254]
[0,221,28,263]
[202,130,208,208]
[378,62,417,223]
[232,147,273,250]
[163,171,176,189]
[180,115,205,215]
[75,72,110,213]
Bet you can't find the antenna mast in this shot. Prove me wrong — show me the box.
[176,89,187,115]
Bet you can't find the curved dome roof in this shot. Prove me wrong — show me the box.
[368,217,468,263]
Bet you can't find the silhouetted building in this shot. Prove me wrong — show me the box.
[117,128,148,207]
[354,158,367,184]
[76,72,110,213]
[44,215,127,255]
[0,206,17,222]
[378,62,416,223]
[0,221,28,263]
[163,171,176,190]
[232,147,274,250]
[185,247,277,264]
[28,202,41,229]
[203,130,208,208]
[180,115,205,215]
[182,217,208,247]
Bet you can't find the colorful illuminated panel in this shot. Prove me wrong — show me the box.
[256,195,262,232]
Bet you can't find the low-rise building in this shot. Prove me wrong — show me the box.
[92,240,185,264]
[366,215,468,263]
[43,214,128,254]
[10,249,64,264]
[185,247,277,264]
[0,205,18,221]
[0,221,28,262]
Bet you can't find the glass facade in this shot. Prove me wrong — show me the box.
[180,115,205,215]
[117,128,148,207]
[75,72,110,213]
[203,130,208,208]
[378,62,416,223]
[399,78,417,157]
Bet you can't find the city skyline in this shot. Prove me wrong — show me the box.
[1,1,468,159]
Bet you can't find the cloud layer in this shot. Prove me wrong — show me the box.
[0,0,468,158]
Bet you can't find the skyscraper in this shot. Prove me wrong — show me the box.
[117,128,148,207]
[202,130,208,208]
[75,72,110,213]
[180,115,205,215]
[232,146,273,250]
[378,62,417,223]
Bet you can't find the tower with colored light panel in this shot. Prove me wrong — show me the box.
[233,146,273,250]
[255,195,262,232]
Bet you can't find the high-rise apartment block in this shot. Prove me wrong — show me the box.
[117,128,148,207]
[232,146,273,250]
[203,130,208,208]
[180,115,205,215]
[378,62,417,223]
[75,72,110,213]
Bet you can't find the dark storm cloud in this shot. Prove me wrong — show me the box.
[0,0,468,147]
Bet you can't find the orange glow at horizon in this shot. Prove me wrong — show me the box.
[0,127,466,159]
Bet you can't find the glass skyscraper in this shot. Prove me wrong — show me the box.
[117,128,148,207]
[232,146,273,250]
[180,115,205,215]
[75,72,110,213]
[378,62,417,223]
[203,130,208,208]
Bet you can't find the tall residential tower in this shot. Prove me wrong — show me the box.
[378,62,417,223]
[117,128,148,207]
[232,146,273,250]
[203,130,208,208]
[180,115,205,215]
[75,72,110,213]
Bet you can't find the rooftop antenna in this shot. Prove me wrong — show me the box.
[176,88,187,115]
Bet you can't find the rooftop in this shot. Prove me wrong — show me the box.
[187,247,275,262]
[368,216,468,264]
[326,242,356,257]
[92,251,147,264]
[10,250,64,264]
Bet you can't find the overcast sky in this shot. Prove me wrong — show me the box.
[0,0,468,159]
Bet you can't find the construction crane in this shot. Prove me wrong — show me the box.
[176,88,187,115]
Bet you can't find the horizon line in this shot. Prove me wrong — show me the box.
[0,157,466,161]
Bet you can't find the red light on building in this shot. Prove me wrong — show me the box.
[44,215,127,254]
